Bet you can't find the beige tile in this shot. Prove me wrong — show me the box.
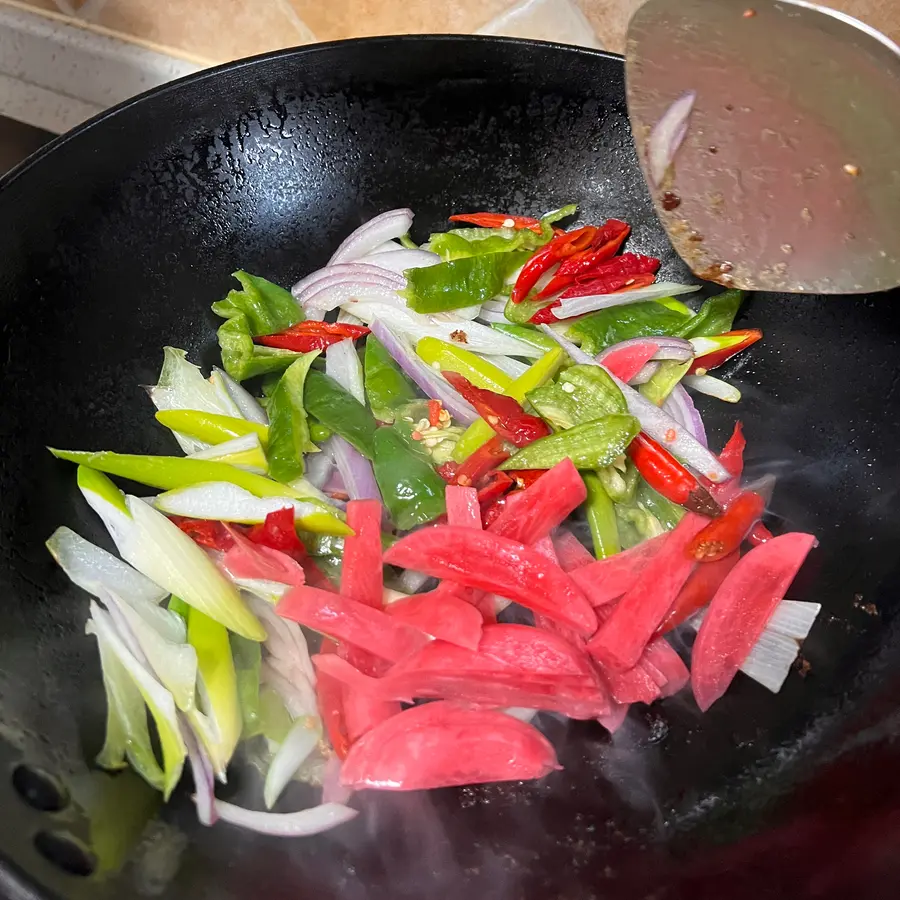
[287,0,513,42]
[13,0,315,62]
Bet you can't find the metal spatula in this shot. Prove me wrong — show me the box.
[625,0,900,293]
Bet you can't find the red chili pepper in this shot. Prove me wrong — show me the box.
[256,321,370,352]
[748,522,774,545]
[450,435,510,487]
[510,226,597,303]
[627,433,722,517]
[536,226,637,297]
[171,516,236,551]
[688,490,766,562]
[688,329,762,375]
[504,469,547,490]
[427,399,442,428]
[448,212,543,233]
[442,371,551,447]
[477,470,514,505]
[655,550,740,635]
[315,639,351,760]
[247,508,307,562]
[436,460,459,482]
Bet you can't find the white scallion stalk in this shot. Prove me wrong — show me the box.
[46,526,167,607]
[264,720,321,809]
[153,482,320,526]
[87,601,186,798]
[683,374,741,403]
[208,799,357,837]
[148,347,241,454]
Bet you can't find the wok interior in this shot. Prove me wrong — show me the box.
[0,37,898,900]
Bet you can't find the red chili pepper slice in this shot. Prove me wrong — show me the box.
[627,433,722,518]
[688,490,766,562]
[443,371,551,447]
[688,329,762,375]
[510,225,597,303]
[537,234,646,298]
[749,522,774,545]
[247,508,307,562]
[450,434,510,487]
[448,212,543,233]
[656,550,740,635]
[504,469,547,490]
[171,516,236,551]
[256,321,370,352]
[436,460,459,482]
[427,399,442,427]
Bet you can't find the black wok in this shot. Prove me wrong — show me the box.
[1,35,899,900]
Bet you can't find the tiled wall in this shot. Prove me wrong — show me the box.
[3,0,897,65]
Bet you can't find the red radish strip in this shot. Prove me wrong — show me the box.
[340,701,560,791]
[488,458,587,545]
[340,500,384,608]
[445,485,482,529]
[640,637,690,697]
[478,623,596,677]
[387,638,514,677]
[599,340,660,382]
[221,527,306,588]
[691,532,817,711]
[570,533,669,608]
[588,513,707,671]
[656,550,739,635]
[278,586,427,663]
[384,591,484,650]
[384,526,597,636]
[551,529,595,572]
[316,640,351,760]
[342,692,400,745]
[314,654,610,719]
[598,703,630,734]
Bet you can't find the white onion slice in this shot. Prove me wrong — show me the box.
[647,90,697,187]
[209,799,357,837]
[336,309,365,326]
[537,324,595,365]
[292,263,401,301]
[264,720,321,809]
[325,339,365,405]
[397,568,431,593]
[369,240,404,253]
[361,249,440,273]
[182,719,217,826]
[684,374,741,403]
[329,209,414,265]
[555,283,700,320]
[246,594,316,685]
[477,308,511,325]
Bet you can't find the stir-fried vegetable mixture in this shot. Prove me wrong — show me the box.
[48,206,820,840]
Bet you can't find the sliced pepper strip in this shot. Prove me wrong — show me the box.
[688,491,765,562]
[172,516,236,551]
[692,533,816,710]
[627,433,722,518]
[450,434,510,486]
[247,507,306,562]
[688,329,762,375]
[384,525,597,636]
[315,639,351,759]
[448,212,542,233]
[416,336,512,393]
[510,226,597,303]
[442,371,551,448]
[257,321,369,352]
[656,550,739,635]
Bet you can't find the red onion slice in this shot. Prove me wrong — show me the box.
[208,799,357,837]
[263,720,321,809]
[321,756,354,806]
[181,719,217,826]
[597,336,694,364]
[537,324,595,365]
[629,361,660,385]
[662,384,707,448]
[370,320,478,425]
[303,281,405,316]
[555,282,700,319]
[329,435,381,502]
[329,209,414,265]
[647,91,697,188]
[292,262,401,300]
